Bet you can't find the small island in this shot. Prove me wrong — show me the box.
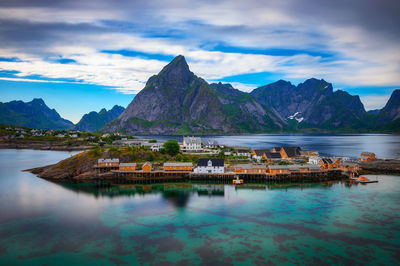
[25,135,400,184]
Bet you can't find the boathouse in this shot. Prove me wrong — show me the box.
[119,163,136,171]
[142,162,152,172]
[234,164,267,174]
[194,159,224,173]
[98,158,119,167]
[164,162,193,171]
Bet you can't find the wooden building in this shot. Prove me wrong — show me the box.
[98,158,119,167]
[234,164,267,174]
[142,162,152,172]
[358,152,376,162]
[278,147,302,159]
[119,163,136,171]
[164,162,193,171]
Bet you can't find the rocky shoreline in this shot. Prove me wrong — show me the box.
[25,149,400,185]
[359,159,400,175]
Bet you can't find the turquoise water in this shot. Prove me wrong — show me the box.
[0,149,400,265]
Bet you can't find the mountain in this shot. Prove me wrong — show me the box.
[209,82,285,131]
[251,78,367,129]
[376,89,400,124]
[102,55,286,134]
[0,98,73,130]
[74,105,125,132]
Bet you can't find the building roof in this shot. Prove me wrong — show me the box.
[253,149,270,156]
[184,136,201,145]
[273,147,282,152]
[143,162,152,167]
[282,147,302,157]
[98,158,119,163]
[197,158,224,167]
[164,162,193,167]
[269,164,321,171]
[236,149,249,153]
[361,152,375,156]
[322,158,333,164]
[264,151,282,159]
[120,163,136,167]
[235,164,267,169]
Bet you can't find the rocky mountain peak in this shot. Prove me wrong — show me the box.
[31,98,45,105]
[158,55,192,83]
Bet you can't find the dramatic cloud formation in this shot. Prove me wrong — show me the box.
[0,0,399,109]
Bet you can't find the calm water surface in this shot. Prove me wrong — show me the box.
[141,133,400,158]
[0,148,400,265]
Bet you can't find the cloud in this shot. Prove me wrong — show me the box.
[0,0,399,95]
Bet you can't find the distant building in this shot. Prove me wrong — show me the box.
[70,134,78,138]
[224,150,232,156]
[274,147,302,159]
[55,134,65,138]
[251,149,270,161]
[309,156,321,165]
[358,152,376,162]
[151,144,162,151]
[183,136,202,152]
[236,149,250,157]
[194,159,224,173]
[204,139,218,149]
[251,149,281,161]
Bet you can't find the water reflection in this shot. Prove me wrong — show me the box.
[56,180,359,207]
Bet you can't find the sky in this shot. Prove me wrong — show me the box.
[0,0,399,123]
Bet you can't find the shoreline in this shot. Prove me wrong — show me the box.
[0,141,91,151]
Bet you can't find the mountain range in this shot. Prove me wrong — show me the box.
[1,55,399,133]
[0,98,74,130]
[73,105,125,132]
[101,55,400,134]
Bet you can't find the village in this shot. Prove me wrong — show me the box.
[93,136,377,184]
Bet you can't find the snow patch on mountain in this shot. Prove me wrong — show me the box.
[287,112,304,123]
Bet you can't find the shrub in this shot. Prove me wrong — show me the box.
[175,154,183,162]
[163,140,180,156]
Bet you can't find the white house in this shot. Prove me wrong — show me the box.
[224,150,232,156]
[151,144,162,151]
[309,156,321,165]
[236,149,250,157]
[183,136,202,152]
[194,159,225,173]
[204,139,218,149]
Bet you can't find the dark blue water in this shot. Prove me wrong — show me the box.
[139,133,400,158]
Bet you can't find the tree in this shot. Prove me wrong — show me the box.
[163,140,180,156]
